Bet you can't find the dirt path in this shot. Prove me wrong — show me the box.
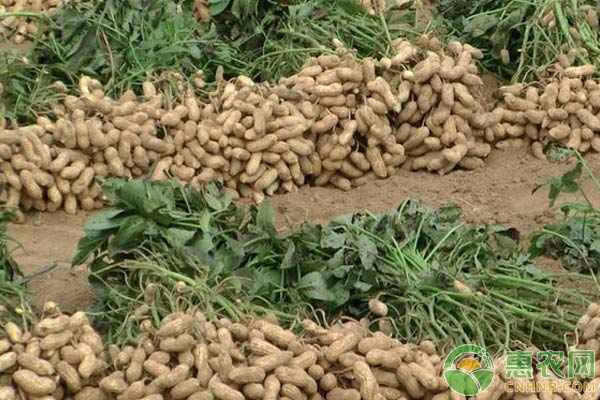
[8,148,600,312]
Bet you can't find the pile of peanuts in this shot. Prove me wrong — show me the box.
[0,39,499,216]
[0,298,451,400]
[2,31,598,218]
[0,0,85,44]
[0,303,110,400]
[375,37,496,174]
[1,299,600,400]
[572,303,600,373]
[4,5,600,218]
[0,0,210,45]
[493,63,600,159]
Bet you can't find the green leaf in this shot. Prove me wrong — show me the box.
[354,281,373,292]
[436,206,462,223]
[248,268,282,295]
[562,162,582,185]
[331,212,353,226]
[118,180,151,212]
[89,257,110,275]
[187,45,202,60]
[84,210,125,232]
[332,264,352,279]
[547,179,562,207]
[353,235,378,269]
[463,14,498,36]
[537,162,584,207]
[331,284,351,306]
[225,236,245,260]
[280,241,296,270]
[255,201,276,235]
[213,244,242,274]
[335,0,368,16]
[192,233,214,254]
[72,233,107,266]
[165,228,195,248]
[298,271,337,302]
[209,0,231,16]
[327,249,346,269]
[231,0,255,19]
[203,190,224,211]
[320,230,346,249]
[108,216,149,252]
[561,180,579,194]
[126,0,143,10]
[197,210,212,233]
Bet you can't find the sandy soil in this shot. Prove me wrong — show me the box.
[8,148,600,313]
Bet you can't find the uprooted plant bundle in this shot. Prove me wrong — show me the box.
[0,38,503,217]
[2,300,600,400]
[71,178,595,352]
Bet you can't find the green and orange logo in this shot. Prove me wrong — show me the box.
[443,344,495,396]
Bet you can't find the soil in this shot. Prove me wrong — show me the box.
[7,147,600,313]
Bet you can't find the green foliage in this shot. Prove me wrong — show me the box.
[72,178,246,272]
[74,178,291,343]
[208,0,233,16]
[199,0,416,82]
[2,0,420,123]
[1,0,204,122]
[0,185,26,320]
[438,0,600,82]
[529,147,600,272]
[75,178,593,351]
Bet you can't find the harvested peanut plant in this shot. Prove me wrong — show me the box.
[530,147,600,273]
[74,178,595,352]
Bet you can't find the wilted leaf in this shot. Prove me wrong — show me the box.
[320,229,346,249]
[280,241,296,270]
[165,228,195,248]
[353,235,378,269]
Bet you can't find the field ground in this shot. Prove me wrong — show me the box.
[9,147,600,313]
